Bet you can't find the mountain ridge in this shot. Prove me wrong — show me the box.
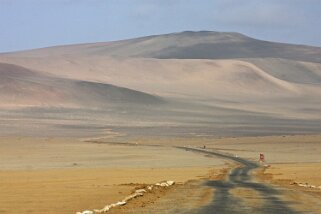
[2,31,321,63]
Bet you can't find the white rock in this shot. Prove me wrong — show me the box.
[166,181,175,186]
[123,192,144,202]
[155,181,175,187]
[135,189,147,194]
[76,211,93,214]
[109,201,126,208]
[100,205,111,212]
[115,201,126,206]
[147,185,153,191]
[160,182,169,187]
[110,204,117,208]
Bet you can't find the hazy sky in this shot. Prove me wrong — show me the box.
[1,0,320,53]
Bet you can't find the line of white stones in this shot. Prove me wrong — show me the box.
[76,180,175,214]
[291,182,321,189]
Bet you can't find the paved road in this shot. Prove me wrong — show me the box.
[177,147,299,214]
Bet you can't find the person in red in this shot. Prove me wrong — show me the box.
[259,153,265,162]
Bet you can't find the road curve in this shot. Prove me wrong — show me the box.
[176,146,299,214]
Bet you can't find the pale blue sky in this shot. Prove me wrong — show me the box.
[0,0,320,53]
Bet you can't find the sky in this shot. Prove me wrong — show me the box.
[0,0,321,53]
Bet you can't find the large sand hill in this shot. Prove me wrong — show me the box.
[0,31,321,137]
[0,55,320,137]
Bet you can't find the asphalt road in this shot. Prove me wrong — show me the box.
[177,147,299,214]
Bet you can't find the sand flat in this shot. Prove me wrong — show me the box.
[0,167,217,214]
[0,137,224,170]
[203,135,321,163]
[1,135,321,213]
[0,137,224,214]
[263,163,321,186]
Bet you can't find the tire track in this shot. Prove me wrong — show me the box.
[176,147,299,214]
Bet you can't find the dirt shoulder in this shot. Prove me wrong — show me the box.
[256,163,321,193]
[255,163,321,213]
[107,164,233,214]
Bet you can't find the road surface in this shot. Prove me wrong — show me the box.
[177,147,299,214]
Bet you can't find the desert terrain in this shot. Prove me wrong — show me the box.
[0,137,227,214]
[0,135,320,213]
[0,31,321,213]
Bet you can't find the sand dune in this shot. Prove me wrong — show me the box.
[0,31,320,137]
[0,63,162,108]
[0,57,310,98]
[245,58,321,84]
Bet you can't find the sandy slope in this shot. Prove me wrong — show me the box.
[245,58,321,84]
[0,57,305,97]
[0,31,321,137]
[0,55,321,137]
[0,62,162,108]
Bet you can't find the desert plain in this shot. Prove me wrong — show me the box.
[1,31,321,213]
[0,135,321,213]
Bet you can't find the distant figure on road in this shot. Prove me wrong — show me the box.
[259,153,265,162]
[203,145,206,149]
